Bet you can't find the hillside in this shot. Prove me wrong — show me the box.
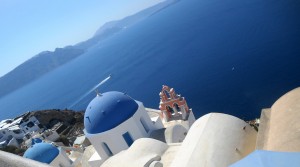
[24,109,84,137]
[0,47,84,99]
[0,0,180,100]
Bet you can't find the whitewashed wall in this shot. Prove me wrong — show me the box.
[85,101,159,166]
[171,113,257,167]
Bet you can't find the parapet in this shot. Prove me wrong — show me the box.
[257,87,300,151]
[0,150,51,167]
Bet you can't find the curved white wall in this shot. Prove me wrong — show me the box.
[101,138,168,167]
[0,150,51,167]
[265,88,300,151]
[171,113,257,167]
[164,124,187,143]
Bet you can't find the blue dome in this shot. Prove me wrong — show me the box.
[23,143,59,164]
[84,91,138,134]
[31,138,42,145]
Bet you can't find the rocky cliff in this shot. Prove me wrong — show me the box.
[24,109,84,137]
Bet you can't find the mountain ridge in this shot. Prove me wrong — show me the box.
[0,47,84,99]
[0,0,179,99]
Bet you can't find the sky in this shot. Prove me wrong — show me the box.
[0,0,164,77]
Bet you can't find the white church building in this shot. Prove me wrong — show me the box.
[23,142,72,167]
[84,91,165,166]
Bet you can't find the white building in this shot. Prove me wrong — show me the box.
[84,91,164,166]
[0,118,24,144]
[73,135,91,148]
[0,115,43,148]
[20,116,43,134]
[99,113,257,167]
[42,129,60,142]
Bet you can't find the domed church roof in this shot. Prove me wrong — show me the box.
[84,91,139,134]
[23,143,59,164]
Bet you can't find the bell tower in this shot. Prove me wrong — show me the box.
[159,85,190,122]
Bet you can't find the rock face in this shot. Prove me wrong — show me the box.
[27,109,84,137]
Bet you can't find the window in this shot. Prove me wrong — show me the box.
[38,124,44,128]
[174,103,181,111]
[102,142,113,156]
[164,90,171,98]
[27,122,34,128]
[166,106,174,114]
[13,129,21,134]
[140,117,149,133]
[122,132,134,147]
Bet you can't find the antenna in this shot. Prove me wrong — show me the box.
[95,89,101,96]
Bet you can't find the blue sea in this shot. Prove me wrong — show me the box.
[0,0,300,120]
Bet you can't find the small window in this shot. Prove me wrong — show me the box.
[166,106,174,114]
[122,132,134,147]
[102,142,113,156]
[13,130,21,134]
[38,124,44,128]
[27,122,34,128]
[174,103,181,111]
[140,117,149,133]
[164,90,171,99]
